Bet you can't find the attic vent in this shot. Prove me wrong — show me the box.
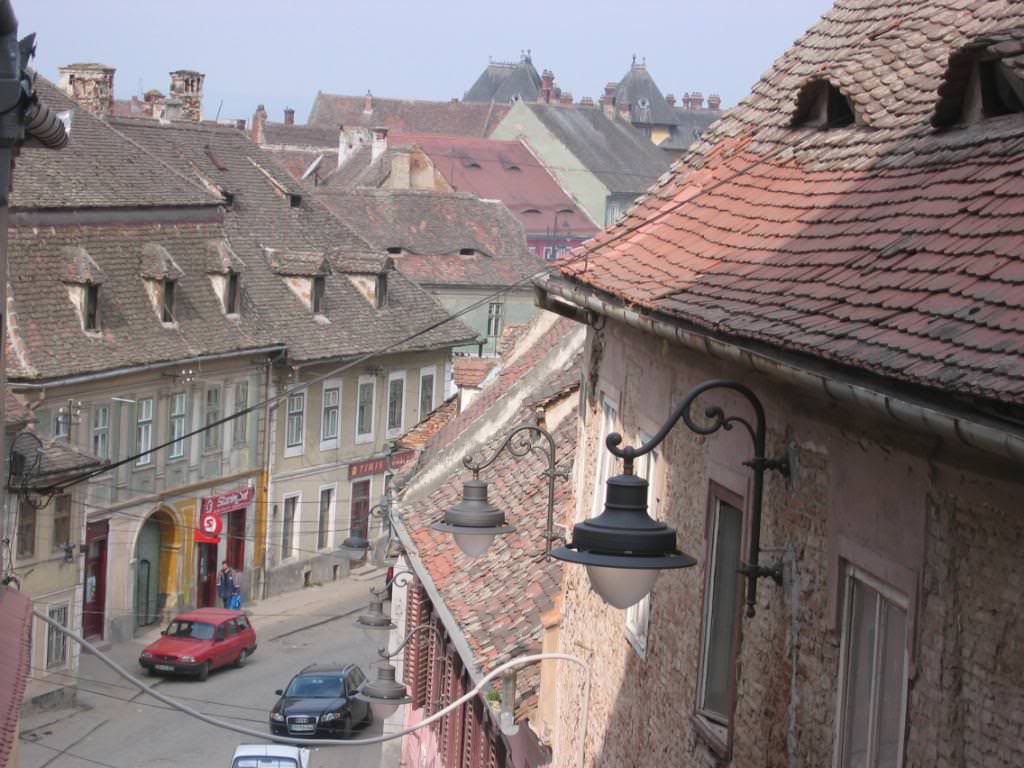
[521,208,542,215]
[933,31,1024,128]
[460,153,481,169]
[459,248,475,256]
[791,79,856,129]
[386,246,403,255]
[288,193,302,207]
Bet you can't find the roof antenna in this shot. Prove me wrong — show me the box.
[632,53,636,66]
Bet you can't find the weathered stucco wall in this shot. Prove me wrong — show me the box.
[552,318,1024,768]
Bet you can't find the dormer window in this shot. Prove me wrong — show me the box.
[205,240,245,316]
[84,284,99,331]
[162,279,176,323]
[977,59,1024,118]
[225,270,240,314]
[933,31,1024,128]
[386,246,403,255]
[312,276,325,314]
[791,78,856,129]
[140,243,184,326]
[60,245,107,334]
[459,248,475,256]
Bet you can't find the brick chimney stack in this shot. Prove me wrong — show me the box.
[540,70,555,104]
[707,93,721,111]
[559,91,573,106]
[690,91,704,110]
[169,70,204,122]
[284,107,295,125]
[371,126,389,162]
[363,90,374,114]
[579,96,594,107]
[251,104,268,144]
[57,63,115,117]
[600,82,617,119]
[665,93,676,107]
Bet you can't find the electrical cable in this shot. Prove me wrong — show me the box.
[34,608,590,757]
[18,738,124,768]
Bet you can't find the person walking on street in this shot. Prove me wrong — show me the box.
[218,561,241,609]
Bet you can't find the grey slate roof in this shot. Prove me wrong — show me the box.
[614,63,679,126]
[525,103,672,195]
[464,57,542,103]
[308,94,509,137]
[262,122,338,148]
[657,107,725,151]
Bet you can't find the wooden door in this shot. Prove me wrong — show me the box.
[227,509,245,570]
[197,542,218,608]
[350,479,371,542]
[82,521,108,639]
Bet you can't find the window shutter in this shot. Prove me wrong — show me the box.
[439,652,454,759]
[461,698,477,768]
[427,616,443,718]
[447,664,466,766]
[405,582,430,708]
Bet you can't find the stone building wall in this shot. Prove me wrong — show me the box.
[551,317,1024,768]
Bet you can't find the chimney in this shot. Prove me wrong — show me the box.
[363,90,374,114]
[163,98,183,121]
[665,93,676,107]
[559,91,573,106]
[690,91,704,110]
[600,81,617,119]
[707,93,721,111]
[251,104,268,144]
[338,126,370,169]
[540,69,555,104]
[681,92,691,110]
[371,126,388,162]
[579,96,594,107]
[169,70,204,122]
[57,63,116,117]
[390,151,411,189]
[235,118,246,130]
[618,102,631,122]
[284,107,295,125]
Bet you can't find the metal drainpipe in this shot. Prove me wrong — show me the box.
[261,357,279,599]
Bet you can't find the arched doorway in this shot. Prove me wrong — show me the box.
[134,508,179,628]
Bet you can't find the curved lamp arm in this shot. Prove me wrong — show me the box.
[605,379,789,617]
[461,423,567,557]
[370,568,416,598]
[377,621,443,659]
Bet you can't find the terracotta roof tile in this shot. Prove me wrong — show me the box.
[453,357,498,388]
[0,588,32,767]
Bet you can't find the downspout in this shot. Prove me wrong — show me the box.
[261,358,279,599]
[538,279,1024,465]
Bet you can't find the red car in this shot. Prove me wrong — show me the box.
[139,608,256,681]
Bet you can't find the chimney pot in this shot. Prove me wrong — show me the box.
[559,91,573,105]
[540,69,555,104]
[604,81,618,97]
[665,93,676,107]
[251,104,268,144]
[169,69,205,122]
[707,93,721,111]
[363,90,373,114]
[371,126,389,162]
[284,107,295,125]
[579,96,594,107]
[57,63,116,117]
[690,91,704,110]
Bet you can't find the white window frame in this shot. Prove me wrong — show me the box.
[625,433,657,657]
[92,405,110,460]
[54,408,70,438]
[232,381,249,445]
[280,492,301,561]
[833,566,910,768]
[285,392,305,457]
[169,392,188,459]
[203,386,222,452]
[135,398,154,466]
[386,370,406,438]
[45,602,69,670]
[584,394,619,522]
[418,365,437,423]
[486,301,504,338]
[317,483,337,550]
[320,380,341,451]
[355,375,376,445]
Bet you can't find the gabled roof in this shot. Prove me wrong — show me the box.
[262,122,338,148]
[397,133,599,235]
[558,0,1024,406]
[524,103,672,195]
[464,56,542,103]
[308,93,510,137]
[314,189,540,288]
[657,107,724,150]
[614,62,679,126]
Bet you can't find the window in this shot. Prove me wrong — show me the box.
[281,495,298,559]
[350,479,371,542]
[697,494,744,736]
[136,398,154,465]
[586,396,619,521]
[625,437,657,657]
[356,377,375,443]
[16,499,35,558]
[835,568,908,768]
[52,495,71,551]
[162,279,176,323]
[92,405,110,460]
[321,385,340,443]
[225,271,240,314]
[418,367,436,421]
[387,371,405,436]
[204,387,221,451]
[169,392,187,459]
[233,381,248,445]
[543,246,554,261]
[317,486,334,550]
[312,276,325,314]
[84,284,99,330]
[45,604,69,669]
[55,408,70,438]
[791,79,855,129]
[286,392,305,452]
[486,302,504,338]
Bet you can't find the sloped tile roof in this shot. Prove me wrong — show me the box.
[525,103,672,195]
[658,107,724,151]
[453,357,498,388]
[315,189,541,288]
[308,93,510,137]
[263,122,338,148]
[464,58,542,104]
[559,0,1024,406]
[394,395,458,451]
[614,63,679,126]
[0,588,32,768]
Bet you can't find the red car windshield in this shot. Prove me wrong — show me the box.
[166,620,215,640]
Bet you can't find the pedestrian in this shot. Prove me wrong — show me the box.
[218,561,241,609]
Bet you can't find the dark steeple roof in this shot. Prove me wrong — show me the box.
[614,59,679,127]
[464,53,542,104]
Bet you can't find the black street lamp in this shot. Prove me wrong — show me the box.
[341,496,393,560]
[353,597,396,643]
[552,379,789,614]
[431,424,565,558]
[354,663,412,719]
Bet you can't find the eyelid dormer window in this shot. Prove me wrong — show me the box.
[205,240,246,317]
[60,245,106,334]
[140,243,184,326]
[933,30,1024,128]
[791,78,856,129]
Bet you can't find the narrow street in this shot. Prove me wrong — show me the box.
[18,576,396,768]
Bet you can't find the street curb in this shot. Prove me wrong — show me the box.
[265,603,365,643]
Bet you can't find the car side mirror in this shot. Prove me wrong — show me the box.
[275,689,284,696]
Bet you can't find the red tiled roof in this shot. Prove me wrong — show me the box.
[561,1,1024,405]
[0,588,33,766]
[453,357,498,388]
[395,396,458,451]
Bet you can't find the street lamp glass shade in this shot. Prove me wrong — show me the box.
[354,599,396,644]
[431,479,515,558]
[586,565,660,609]
[354,663,412,719]
[551,472,696,604]
[341,533,370,560]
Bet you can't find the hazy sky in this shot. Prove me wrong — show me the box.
[21,0,833,124]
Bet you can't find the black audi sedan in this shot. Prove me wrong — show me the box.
[269,663,373,738]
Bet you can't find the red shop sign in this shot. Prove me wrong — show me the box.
[200,485,254,516]
[349,456,389,480]
[195,508,222,544]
